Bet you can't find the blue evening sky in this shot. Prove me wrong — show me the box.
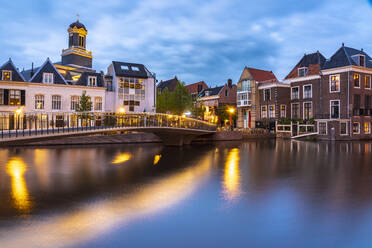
[1,0,372,86]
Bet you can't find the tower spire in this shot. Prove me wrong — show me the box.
[76,13,80,22]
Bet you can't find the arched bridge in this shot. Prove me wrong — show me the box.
[0,112,217,146]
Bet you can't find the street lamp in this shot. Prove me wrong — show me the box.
[119,107,125,114]
[228,107,235,130]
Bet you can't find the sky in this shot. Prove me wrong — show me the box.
[1,0,372,86]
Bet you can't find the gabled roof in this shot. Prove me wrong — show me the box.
[29,58,67,84]
[185,81,208,94]
[157,76,178,92]
[246,67,278,82]
[198,86,224,98]
[75,72,104,87]
[323,45,372,69]
[0,59,26,82]
[285,51,326,79]
[112,61,150,78]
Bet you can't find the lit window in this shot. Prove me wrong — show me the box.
[280,105,286,118]
[291,103,300,118]
[318,122,327,135]
[42,73,54,84]
[303,85,312,98]
[298,67,308,77]
[9,90,21,105]
[71,96,79,110]
[365,122,371,134]
[330,75,340,92]
[291,87,299,99]
[2,70,12,81]
[353,122,360,134]
[35,95,45,110]
[261,106,267,118]
[52,95,61,110]
[94,97,102,111]
[269,105,275,118]
[330,100,340,119]
[365,76,371,89]
[304,102,312,119]
[88,76,97,87]
[354,74,360,88]
[340,122,348,135]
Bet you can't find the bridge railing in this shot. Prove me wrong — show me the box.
[0,112,217,139]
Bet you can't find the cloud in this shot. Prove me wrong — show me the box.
[0,0,371,85]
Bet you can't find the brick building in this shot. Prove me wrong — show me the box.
[285,44,372,140]
[185,81,208,101]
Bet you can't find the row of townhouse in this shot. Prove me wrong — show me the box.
[237,44,372,140]
[0,19,156,118]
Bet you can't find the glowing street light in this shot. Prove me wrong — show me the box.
[227,107,235,130]
[118,107,125,114]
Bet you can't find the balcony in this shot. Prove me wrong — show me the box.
[237,100,252,107]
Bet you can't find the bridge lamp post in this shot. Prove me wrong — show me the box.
[228,107,235,130]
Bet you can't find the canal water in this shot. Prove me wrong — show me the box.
[0,140,372,247]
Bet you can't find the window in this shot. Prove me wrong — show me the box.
[94,97,102,111]
[303,85,312,98]
[365,76,371,89]
[354,74,360,88]
[0,89,3,105]
[354,94,361,109]
[318,122,327,135]
[351,55,366,67]
[88,76,97,87]
[225,89,228,97]
[71,96,79,110]
[269,105,275,118]
[264,89,271,101]
[291,103,300,118]
[330,75,340,92]
[340,122,348,135]
[291,87,299,99]
[353,122,360,134]
[131,66,140,71]
[261,106,267,118]
[205,91,210,96]
[280,105,286,118]
[303,102,312,120]
[298,67,308,77]
[2,70,12,81]
[121,65,129,70]
[366,95,371,110]
[364,122,371,134]
[78,35,85,47]
[330,100,340,119]
[35,95,45,110]
[9,90,21,105]
[43,73,54,84]
[52,95,61,110]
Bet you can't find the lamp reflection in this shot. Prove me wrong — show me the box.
[223,148,241,201]
[112,153,132,164]
[153,155,162,165]
[6,157,32,212]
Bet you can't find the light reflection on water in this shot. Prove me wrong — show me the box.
[223,148,241,201]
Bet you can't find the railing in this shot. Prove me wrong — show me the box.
[0,112,217,139]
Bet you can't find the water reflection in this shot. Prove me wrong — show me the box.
[6,157,32,213]
[223,148,241,201]
[153,155,162,165]
[111,153,132,164]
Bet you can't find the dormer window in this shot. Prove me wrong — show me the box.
[88,76,97,87]
[121,65,129,70]
[298,67,308,77]
[42,73,54,84]
[2,70,12,81]
[351,54,366,67]
[205,91,210,96]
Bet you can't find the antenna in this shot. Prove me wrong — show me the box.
[76,14,80,22]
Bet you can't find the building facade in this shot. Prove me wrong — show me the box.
[185,81,208,102]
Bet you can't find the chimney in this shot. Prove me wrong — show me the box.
[228,79,232,88]
[30,62,34,78]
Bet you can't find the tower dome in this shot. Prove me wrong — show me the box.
[69,20,87,31]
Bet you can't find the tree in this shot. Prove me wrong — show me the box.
[76,91,92,112]
[156,81,192,115]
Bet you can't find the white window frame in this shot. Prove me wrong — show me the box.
[351,54,366,67]
[298,67,308,77]
[42,72,54,84]
[330,100,340,119]
[280,104,286,118]
[353,122,360,134]
[291,86,300,100]
[34,94,45,110]
[291,103,300,118]
[2,70,12,81]
[264,89,271,101]
[268,105,275,118]
[71,96,79,111]
[340,121,348,136]
[354,73,361,88]
[303,101,312,120]
[52,95,62,110]
[88,76,97,87]
[329,74,340,93]
[365,75,371,90]
[261,105,268,118]
[318,121,328,135]
[94,97,102,111]
[303,84,312,99]
[364,122,371,134]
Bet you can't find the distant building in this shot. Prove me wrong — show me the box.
[157,76,179,93]
[236,67,277,129]
[185,81,208,101]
